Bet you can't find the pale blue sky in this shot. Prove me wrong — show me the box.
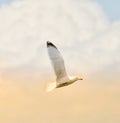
[0,0,12,5]
[96,0,120,21]
[0,0,120,21]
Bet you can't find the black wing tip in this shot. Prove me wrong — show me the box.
[47,41,57,49]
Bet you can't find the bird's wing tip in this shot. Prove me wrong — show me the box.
[47,41,57,49]
[47,41,50,44]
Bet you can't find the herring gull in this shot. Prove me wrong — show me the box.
[46,41,83,92]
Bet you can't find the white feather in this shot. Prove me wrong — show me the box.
[47,41,69,83]
[46,82,56,92]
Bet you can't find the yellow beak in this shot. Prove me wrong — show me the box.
[78,78,83,80]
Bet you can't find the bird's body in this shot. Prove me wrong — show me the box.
[56,77,78,88]
[46,41,83,92]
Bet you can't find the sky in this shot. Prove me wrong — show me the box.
[0,0,119,123]
[0,0,120,21]
[95,0,120,21]
[0,0,12,5]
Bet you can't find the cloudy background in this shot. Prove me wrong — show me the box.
[0,0,119,123]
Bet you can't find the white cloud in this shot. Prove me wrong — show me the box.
[0,0,119,78]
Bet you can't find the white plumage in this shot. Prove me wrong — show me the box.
[46,41,83,92]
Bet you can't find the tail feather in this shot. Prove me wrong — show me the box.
[46,82,56,92]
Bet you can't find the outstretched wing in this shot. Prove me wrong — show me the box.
[47,41,69,82]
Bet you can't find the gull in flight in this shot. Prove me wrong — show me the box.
[46,41,83,92]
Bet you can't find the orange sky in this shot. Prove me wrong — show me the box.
[0,74,119,123]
